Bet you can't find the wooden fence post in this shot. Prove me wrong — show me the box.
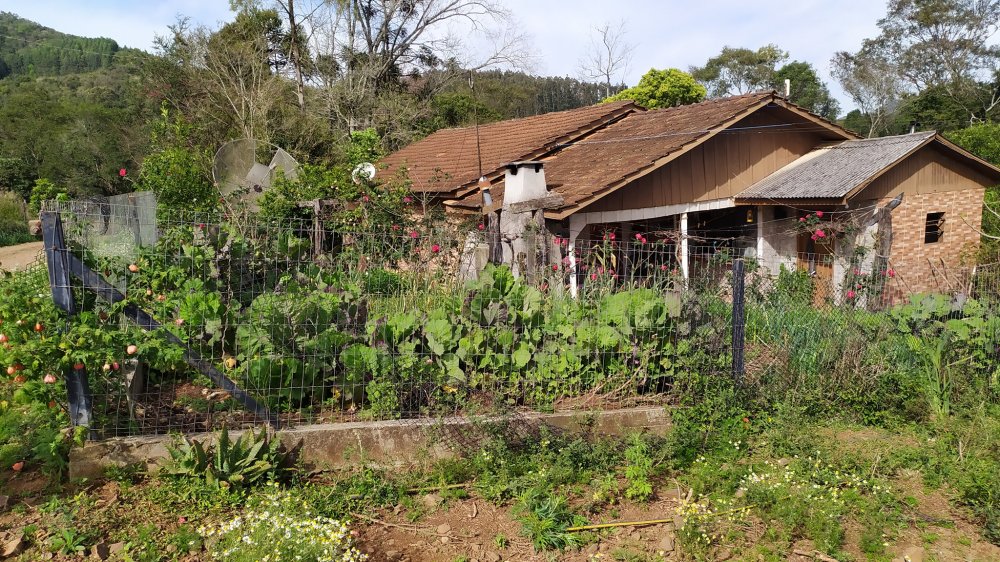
[41,211,95,433]
[731,258,746,385]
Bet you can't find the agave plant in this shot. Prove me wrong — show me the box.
[162,427,286,490]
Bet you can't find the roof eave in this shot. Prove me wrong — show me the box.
[545,94,782,221]
[448,102,641,199]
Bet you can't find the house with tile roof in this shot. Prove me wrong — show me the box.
[382,92,1000,295]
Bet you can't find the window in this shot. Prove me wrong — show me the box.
[925,212,945,244]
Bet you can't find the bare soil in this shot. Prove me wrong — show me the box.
[0,241,43,272]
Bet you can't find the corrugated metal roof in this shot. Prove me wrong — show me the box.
[736,131,937,201]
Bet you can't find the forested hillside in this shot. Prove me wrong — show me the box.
[0,10,614,203]
[0,12,123,78]
[1,1,1000,217]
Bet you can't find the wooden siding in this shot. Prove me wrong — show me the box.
[582,109,828,213]
[852,144,998,203]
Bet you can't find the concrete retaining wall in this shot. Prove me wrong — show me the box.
[69,407,671,481]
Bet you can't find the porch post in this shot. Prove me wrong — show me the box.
[568,214,587,298]
[680,212,689,279]
[756,206,765,262]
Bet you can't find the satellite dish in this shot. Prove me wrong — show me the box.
[212,139,300,207]
[352,162,377,184]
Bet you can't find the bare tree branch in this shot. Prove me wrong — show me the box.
[578,20,635,99]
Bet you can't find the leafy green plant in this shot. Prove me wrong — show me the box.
[513,488,588,551]
[162,427,287,491]
[623,434,654,501]
[48,527,89,555]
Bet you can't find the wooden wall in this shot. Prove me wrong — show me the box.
[853,143,998,203]
[582,108,834,213]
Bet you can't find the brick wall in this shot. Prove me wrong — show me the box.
[885,188,985,294]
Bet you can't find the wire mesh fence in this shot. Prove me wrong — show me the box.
[33,198,1000,438]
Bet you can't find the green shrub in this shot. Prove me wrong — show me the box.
[0,191,32,247]
[28,179,69,215]
[138,108,218,221]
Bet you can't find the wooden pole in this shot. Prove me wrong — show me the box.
[731,258,746,384]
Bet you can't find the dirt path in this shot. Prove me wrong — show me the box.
[0,241,44,271]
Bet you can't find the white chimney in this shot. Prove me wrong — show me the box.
[503,161,548,207]
[784,79,791,98]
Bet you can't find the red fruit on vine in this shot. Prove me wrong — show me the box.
[128,264,139,273]
[34,323,43,332]
[74,363,85,370]
[5,366,14,376]
[112,362,120,371]
[12,375,25,384]
[11,461,23,472]
[47,401,56,409]
[126,345,138,355]
[102,363,111,372]
[43,373,57,384]
[174,318,184,326]
[0,333,7,343]
[98,312,109,321]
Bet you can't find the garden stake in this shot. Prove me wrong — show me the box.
[565,498,782,532]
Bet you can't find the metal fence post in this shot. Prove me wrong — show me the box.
[732,258,746,384]
[41,210,95,432]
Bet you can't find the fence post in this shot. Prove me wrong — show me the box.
[41,210,95,433]
[731,258,746,385]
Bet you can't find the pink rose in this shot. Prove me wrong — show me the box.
[816,211,824,217]
[431,244,440,253]
[847,290,856,299]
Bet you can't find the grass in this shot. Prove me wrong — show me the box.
[0,402,997,560]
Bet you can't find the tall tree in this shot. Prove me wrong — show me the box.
[773,61,840,120]
[690,44,788,97]
[831,40,903,137]
[578,20,635,99]
[877,0,1000,121]
[604,68,705,109]
[306,0,531,145]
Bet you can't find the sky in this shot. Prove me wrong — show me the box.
[1,0,889,112]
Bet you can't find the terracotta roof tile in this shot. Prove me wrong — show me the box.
[380,100,638,195]
[449,92,778,213]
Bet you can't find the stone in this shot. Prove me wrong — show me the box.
[384,550,400,560]
[658,535,675,552]
[165,544,177,553]
[109,543,125,555]
[485,552,501,562]
[421,494,442,509]
[436,523,451,534]
[1,536,25,558]
[439,536,450,544]
[92,542,111,560]
[899,546,924,562]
